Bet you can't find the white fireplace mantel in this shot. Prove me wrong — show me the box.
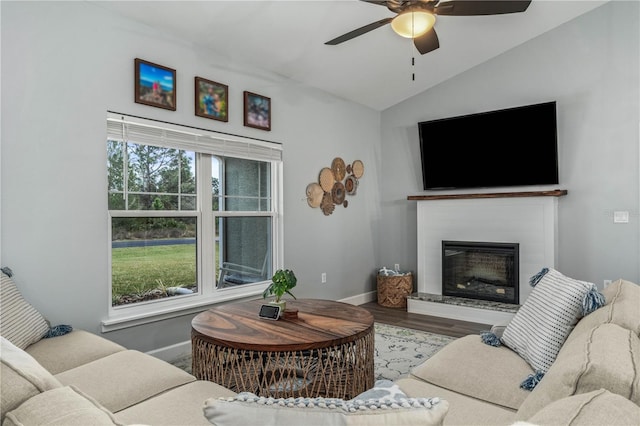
[407,190,567,324]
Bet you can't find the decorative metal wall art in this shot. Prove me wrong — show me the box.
[306,157,364,216]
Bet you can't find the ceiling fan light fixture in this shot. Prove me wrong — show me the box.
[391,10,436,39]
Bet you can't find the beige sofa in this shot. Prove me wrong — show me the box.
[2,267,449,426]
[2,270,639,425]
[396,278,640,425]
[1,270,235,426]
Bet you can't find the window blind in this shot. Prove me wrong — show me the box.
[106,112,282,162]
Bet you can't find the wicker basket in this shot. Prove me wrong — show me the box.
[377,273,413,308]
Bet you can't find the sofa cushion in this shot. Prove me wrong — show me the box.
[26,329,126,374]
[0,271,50,349]
[395,377,517,426]
[3,385,124,426]
[516,323,640,420]
[0,336,62,424]
[54,349,196,413]
[566,278,640,344]
[115,380,236,426]
[410,334,533,410]
[526,389,640,426]
[501,268,602,374]
[203,392,449,426]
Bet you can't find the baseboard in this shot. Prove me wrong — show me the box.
[147,291,377,360]
[147,340,191,362]
[340,291,377,306]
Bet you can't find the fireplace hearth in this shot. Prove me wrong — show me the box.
[442,241,519,305]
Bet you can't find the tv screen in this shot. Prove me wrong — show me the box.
[418,101,559,190]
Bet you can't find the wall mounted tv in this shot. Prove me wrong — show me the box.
[418,101,559,190]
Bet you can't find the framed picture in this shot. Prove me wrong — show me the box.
[195,77,228,122]
[244,91,271,131]
[134,58,176,111]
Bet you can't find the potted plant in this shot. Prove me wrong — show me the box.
[262,268,297,313]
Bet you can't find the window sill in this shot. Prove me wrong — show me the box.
[101,288,265,332]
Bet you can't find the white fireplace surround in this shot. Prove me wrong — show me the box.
[407,191,565,325]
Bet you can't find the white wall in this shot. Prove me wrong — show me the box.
[2,1,638,353]
[379,1,639,288]
[0,1,381,351]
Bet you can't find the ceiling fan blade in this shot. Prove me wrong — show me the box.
[360,0,389,6]
[325,17,393,45]
[414,28,440,55]
[434,0,532,16]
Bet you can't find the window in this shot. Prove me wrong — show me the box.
[215,157,273,289]
[105,113,282,327]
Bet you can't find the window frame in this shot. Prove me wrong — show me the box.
[103,113,283,332]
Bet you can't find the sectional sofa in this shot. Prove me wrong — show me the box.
[2,268,639,425]
[1,270,236,426]
[397,277,640,425]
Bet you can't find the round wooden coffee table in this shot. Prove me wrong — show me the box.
[191,299,374,399]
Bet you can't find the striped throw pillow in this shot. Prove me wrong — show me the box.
[501,268,599,374]
[0,271,50,349]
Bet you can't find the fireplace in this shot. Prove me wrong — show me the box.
[410,192,563,323]
[442,241,519,305]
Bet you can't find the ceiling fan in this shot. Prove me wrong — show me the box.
[325,0,533,55]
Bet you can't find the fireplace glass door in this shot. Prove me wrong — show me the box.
[442,241,519,304]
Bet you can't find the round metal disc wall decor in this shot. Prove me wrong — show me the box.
[319,167,335,192]
[320,192,335,216]
[351,160,364,178]
[306,157,364,216]
[331,182,345,204]
[345,175,358,195]
[331,157,346,181]
[306,183,323,208]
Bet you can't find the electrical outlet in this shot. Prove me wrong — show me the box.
[321,272,326,283]
[394,263,400,271]
[604,279,612,288]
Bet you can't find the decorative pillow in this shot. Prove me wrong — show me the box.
[0,270,50,349]
[0,336,61,391]
[499,268,604,379]
[203,392,449,426]
[352,379,408,401]
[3,385,124,426]
[1,336,62,423]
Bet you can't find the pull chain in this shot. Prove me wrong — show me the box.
[412,56,415,81]
[411,12,415,81]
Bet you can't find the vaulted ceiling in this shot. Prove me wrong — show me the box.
[92,0,608,111]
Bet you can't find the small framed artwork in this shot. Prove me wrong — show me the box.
[195,77,228,122]
[134,58,176,111]
[244,91,271,131]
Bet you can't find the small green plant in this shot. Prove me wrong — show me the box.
[262,269,297,303]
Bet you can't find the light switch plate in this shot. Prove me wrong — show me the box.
[614,211,630,223]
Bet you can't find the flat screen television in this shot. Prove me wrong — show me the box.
[418,101,559,190]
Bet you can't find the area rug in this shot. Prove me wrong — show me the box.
[373,323,456,381]
[170,323,456,382]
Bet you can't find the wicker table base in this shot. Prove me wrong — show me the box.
[191,299,375,399]
[192,331,374,399]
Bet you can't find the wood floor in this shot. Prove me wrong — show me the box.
[360,301,491,338]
